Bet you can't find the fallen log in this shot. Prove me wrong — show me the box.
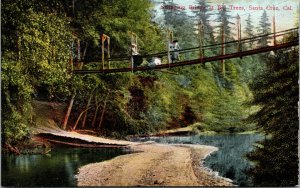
[41,138,129,148]
[36,133,130,148]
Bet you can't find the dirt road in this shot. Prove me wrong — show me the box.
[77,142,233,186]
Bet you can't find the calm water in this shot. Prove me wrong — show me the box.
[132,134,262,186]
[2,147,128,187]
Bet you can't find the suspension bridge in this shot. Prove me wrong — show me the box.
[72,27,299,74]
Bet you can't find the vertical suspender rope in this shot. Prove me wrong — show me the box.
[237,14,242,59]
[221,24,225,77]
[70,40,74,72]
[273,15,276,46]
[166,34,170,67]
[239,16,242,58]
[199,21,204,64]
[167,30,173,68]
[131,34,134,73]
[135,35,138,54]
[167,30,170,68]
[107,37,110,70]
[202,24,205,61]
[237,14,240,53]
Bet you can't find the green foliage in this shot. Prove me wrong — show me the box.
[2,0,72,144]
[256,10,272,47]
[203,88,251,133]
[18,11,72,96]
[162,0,198,50]
[71,0,165,55]
[2,0,290,149]
[244,14,255,48]
[215,5,234,43]
[192,0,215,46]
[2,60,33,144]
[246,45,298,186]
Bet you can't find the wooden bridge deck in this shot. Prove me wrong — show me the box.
[73,39,298,74]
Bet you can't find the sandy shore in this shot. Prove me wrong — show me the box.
[76,142,233,186]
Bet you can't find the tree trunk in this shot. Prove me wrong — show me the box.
[62,94,76,130]
[81,91,94,128]
[98,97,108,128]
[92,99,101,127]
[82,42,88,60]
[72,107,92,131]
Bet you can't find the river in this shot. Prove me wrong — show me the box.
[2,148,128,187]
[2,134,261,186]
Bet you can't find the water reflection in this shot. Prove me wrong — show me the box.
[2,147,127,187]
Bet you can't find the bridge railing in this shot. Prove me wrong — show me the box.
[74,27,298,72]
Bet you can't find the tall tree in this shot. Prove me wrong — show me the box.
[192,0,215,46]
[246,43,298,186]
[161,0,182,28]
[244,14,255,48]
[240,13,266,82]
[161,0,198,58]
[215,4,234,48]
[256,10,271,47]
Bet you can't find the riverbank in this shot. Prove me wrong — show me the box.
[77,142,232,186]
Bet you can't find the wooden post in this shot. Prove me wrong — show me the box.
[237,14,242,59]
[167,36,171,67]
[131,56,134,72]
[167,30,173,68]
[135,35,138,53]
[77,39,81,62]
[198,22,204,59]
[101,34,110,71]
[198,22,202,58]
[107,37,110,69]
[273,15,276,46]
[239,17,242,52]
[131,34,134,73]
[237,14,241,52]
[101,35,105,71]
[221,25,225,77]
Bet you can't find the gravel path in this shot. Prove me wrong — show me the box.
[77,142,233,186]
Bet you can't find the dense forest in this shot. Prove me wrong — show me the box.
[1,0,298,186]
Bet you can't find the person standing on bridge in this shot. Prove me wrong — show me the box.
[171,40,180,63]
[130,43,143,67]
[131,43,139,56]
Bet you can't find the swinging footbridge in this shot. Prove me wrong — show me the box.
[72,27,299,75]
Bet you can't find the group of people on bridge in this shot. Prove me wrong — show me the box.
[131,40,180,67]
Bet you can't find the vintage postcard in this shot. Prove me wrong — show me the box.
[1,0,299,187]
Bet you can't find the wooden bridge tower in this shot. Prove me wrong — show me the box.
[101,34,110,71]
[166,29,173,67]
